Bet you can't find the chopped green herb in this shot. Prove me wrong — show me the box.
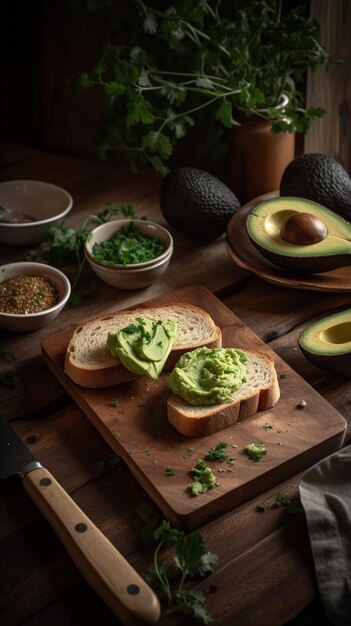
[189,459,217,496]
[278,373,287,380]
[257,502,269,512]
[165,466,176,476]
[97,453,121,475]
[275,492,303,514]
[205,441,228,462]
[227,456,235,465]
[143,449,151,456]
[110,400,120,407]
[263,424,273,430]
[245,443,267,461]
[137,504,217,624]
[92,222,165,266]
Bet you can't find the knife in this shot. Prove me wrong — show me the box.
[0,417,160,625]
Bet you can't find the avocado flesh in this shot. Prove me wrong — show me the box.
[246,197,351,273]
[299,309,351,375]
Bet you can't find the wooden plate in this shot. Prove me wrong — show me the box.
[226,192,351,292]
[42,285,346,530]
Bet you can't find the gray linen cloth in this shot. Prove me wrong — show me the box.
[299,444,351,626]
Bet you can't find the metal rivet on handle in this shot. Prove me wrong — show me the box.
[40,478,52,486]
[127,584,140,595]
[75,523,88,533]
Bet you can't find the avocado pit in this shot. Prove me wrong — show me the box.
[280,212,328,245]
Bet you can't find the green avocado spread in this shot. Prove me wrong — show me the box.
[167,347,247,406]
[107,317,178,380]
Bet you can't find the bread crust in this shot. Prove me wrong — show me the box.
[167,350,280,437]
[64,303,222,388]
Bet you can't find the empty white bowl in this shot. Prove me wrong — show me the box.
[0,180,73,245]
[0,262,71,332]
[84,219,173,289]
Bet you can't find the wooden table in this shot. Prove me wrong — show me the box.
[1,140,349,626]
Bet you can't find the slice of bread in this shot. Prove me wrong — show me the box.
[167,350,280,437]
[64,303,222,388]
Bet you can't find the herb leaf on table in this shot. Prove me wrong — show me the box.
[137,504,217,624]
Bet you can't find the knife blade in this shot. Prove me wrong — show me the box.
[0,417,160,625]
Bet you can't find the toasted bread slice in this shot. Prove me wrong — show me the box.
[167,350,280,437]
[64,303,222,388]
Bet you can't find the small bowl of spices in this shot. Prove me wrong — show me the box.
[85,219,173,289]
[0,262,71,332]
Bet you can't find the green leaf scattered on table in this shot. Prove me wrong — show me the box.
[137,504,217,624]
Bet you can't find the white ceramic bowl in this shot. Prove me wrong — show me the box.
[84,218,173,289]
[85,219,173,269]
[0,262,71,332]
[85,248,172,290]
[0,180,73,245]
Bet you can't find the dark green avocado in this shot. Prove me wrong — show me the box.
[246,196,351,273]
[280,153,351,221]
[160,167,240,240]
[299,308,351,375]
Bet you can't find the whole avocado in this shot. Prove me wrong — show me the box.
[160,167,240,240]
[280,153,351,221]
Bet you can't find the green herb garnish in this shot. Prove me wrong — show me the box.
[97,453,121,474]
[26,203,135,294]
[92,222,165,266]
[110,400,120,407]
[205,441,228,462]
[189,459,217,496]
[245,443,267,461]
[137,504,217,624]
[165,467,176,476]
[275,492,303,514]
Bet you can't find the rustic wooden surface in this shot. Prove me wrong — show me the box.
[42,285,346,531]
[1,141,350,626]
[306,0,351,170]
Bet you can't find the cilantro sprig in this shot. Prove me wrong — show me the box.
[26,203,135,295]
[137,504,217,624]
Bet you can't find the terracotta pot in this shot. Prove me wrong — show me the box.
[226,96,295,203]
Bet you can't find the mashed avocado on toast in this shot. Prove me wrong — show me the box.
[107,317,178,379]
[167,347,247,406]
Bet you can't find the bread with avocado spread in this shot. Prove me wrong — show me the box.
[64,303,222,388]
[167,349,280,437]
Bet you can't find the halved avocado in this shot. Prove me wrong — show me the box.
[246,197,351,273]
[299,309,351,375]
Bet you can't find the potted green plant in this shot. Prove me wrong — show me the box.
[77,0,336,199]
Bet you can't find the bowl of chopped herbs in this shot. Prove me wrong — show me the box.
[84,219,173,289]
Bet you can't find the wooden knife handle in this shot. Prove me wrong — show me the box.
[23,467,160,626]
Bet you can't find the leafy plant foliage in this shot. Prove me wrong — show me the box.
[75,0,335,173]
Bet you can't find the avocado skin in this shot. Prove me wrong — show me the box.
[253,247,351,274]
[299,309,351,375]
[280,153,351,221]
[299,345,351,375]
[160,167,240,240]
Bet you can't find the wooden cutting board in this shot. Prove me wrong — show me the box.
[42,285,346,530]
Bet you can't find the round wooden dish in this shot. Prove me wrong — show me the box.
[226,191,351,292]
